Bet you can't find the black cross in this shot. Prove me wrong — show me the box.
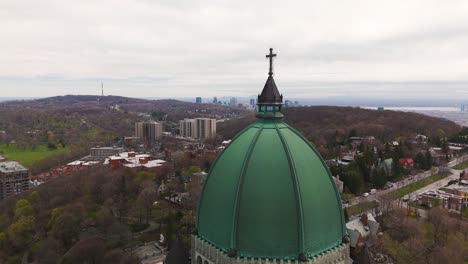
[266,48,277,76]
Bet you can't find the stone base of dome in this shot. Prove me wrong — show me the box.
[192,236,352,264]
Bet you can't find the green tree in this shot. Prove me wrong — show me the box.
[0,232,7,248]
[441,140,449,154]
[424,151,432,170]
[7,216,35,248]
[341,163,365,194]
[391,153,401,180]
[14,199,33,220]
[343,208,350,222]
[384,143,391,157]
[47,207,64,230]
[28,191,40,205]
[61,236,105,264]
[373,167,387,188]
[137,184,157,224]
[138,171,154,181]
[348,129,357,138]
[0,214,9,230]
[414,152,426,170]
[50,212,81,248]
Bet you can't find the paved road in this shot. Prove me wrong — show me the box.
[406,168,461,199]
[345,155,467,217]
[346,155,467,207]
[387,168,461,217]
[347,169,433,207]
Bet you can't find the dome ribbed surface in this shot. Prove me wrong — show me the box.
[196,118,345,259]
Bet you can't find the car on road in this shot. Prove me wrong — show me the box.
[383,183,393,189]
[402,195,410,202]
[362,192,369,197]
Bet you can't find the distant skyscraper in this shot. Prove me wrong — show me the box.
[135,122,162,141]
[249,98,256,109]
[213,97,218,104]
[229,97,237,106]
[196,97,202,104]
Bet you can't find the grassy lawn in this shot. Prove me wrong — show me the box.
[341,193,355,201]
[346,201,379,216]
[453,160,468,170]
[384,172,450,200]
[0,144,71,167]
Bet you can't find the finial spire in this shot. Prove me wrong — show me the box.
[266,48,277,76]
[257,48,283,119]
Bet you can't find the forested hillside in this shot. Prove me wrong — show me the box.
[218,106,461,158]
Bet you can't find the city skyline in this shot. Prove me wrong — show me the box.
[1,1,468,99]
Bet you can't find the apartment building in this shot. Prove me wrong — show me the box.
[0,161,29,200]
[179,118,216,139]
[135,122,163,141]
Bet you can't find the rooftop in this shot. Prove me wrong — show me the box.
[346,213,380,248]
[444,184,468,193]
[67,160,100,166]
[0,161,28,173]
[91,146,124,150]
[419,190,463,200]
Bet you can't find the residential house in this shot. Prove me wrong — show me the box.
[346,213,380,249]
[399,158,414,168]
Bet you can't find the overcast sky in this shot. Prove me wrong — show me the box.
[1,0,468,100]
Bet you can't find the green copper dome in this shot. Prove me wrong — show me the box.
[196,49,346,261]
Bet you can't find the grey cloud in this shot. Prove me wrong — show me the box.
[0,0,467,99]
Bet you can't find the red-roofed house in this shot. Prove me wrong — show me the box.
[399,158,414,168]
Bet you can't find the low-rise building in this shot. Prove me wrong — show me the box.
[430,147,447,165]
[346,213,380,248]
[399,158,414,168]
[124,136,141,147]
[0,161,29,200]
[90,146,124,158]
[413,134,428,143]
[109,152,167,172]
[442,184,468,206]
[418,189,464,212]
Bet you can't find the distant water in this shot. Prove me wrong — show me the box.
[363,106,460,112]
